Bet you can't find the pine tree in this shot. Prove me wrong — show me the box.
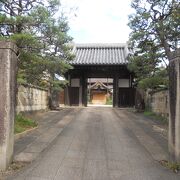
[128,0,180,89]
[0,0,74,88]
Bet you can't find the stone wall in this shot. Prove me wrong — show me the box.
[16,84,48,113]
[145,90,169,118]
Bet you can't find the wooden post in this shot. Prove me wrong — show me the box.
[113,74,119,107]
[82,74,87,107]
[169,49,180,162]
[0,41,17,170]
[64,74,70,106]
[79,77,83,106]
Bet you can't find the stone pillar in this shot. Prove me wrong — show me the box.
[0,41,17,170]
[169,49,180,162]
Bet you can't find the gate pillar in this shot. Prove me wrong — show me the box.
[0,41,17,170]
[169,49,180,162]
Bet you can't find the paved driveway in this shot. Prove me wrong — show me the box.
[9,107,179,180]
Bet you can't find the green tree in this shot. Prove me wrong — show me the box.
[128,0,180,89]
[138,68,169,90]
[0,0,74,88]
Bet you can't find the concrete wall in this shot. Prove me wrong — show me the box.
[145,90,169,118]
[16,84,48,113]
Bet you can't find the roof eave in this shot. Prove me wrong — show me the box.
[70,63,128,66]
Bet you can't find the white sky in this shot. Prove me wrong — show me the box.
[61,0,133,44]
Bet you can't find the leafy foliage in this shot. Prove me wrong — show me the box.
[128,0,180,90]
[0,0,74,89]
[138,75,168,90]
[128,55,169,89]
[129,0,180,59]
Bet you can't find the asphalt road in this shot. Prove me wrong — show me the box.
[9,107,180,180]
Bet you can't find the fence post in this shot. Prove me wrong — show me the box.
[0,41,17,170]
[169,49,180,162]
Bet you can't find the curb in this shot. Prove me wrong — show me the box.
[14,127,38,141]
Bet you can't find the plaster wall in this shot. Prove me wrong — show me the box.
[16,84,48,113]
[146,90,169,118]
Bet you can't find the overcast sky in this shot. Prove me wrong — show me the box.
[61,0,133,44]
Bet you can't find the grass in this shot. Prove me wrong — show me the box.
[15,114,37,134]
[143,110,168,124]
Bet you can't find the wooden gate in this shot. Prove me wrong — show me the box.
[118,88,135,107]
[70,87,79,106]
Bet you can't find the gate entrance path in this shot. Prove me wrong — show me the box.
[9,107,180,180]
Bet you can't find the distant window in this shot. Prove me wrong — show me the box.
[71,79,80,87]
[118,79,129,88]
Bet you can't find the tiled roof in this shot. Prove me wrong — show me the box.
[71,43,130,65]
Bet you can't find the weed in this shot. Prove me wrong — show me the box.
[143,110,168,124]
[160,160,180,173]
[15,114,37,134]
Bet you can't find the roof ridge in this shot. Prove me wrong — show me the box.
[75,43,127,48]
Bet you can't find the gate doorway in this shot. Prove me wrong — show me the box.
[87,78,113,107]
[64,43,135,108]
